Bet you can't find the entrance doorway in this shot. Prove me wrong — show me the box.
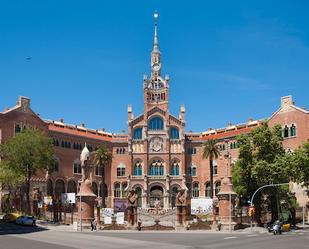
[149,185,164,208]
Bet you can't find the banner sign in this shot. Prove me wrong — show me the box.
[191,198,213,215]
[102,208,113,225]
[114,199,127,213]
[61,193,76,204]
[116,212,125,225]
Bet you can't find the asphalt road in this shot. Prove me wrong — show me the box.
[0,222,309,249]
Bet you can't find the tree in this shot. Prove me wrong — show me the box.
[232,122,295,222]
[92,145,112,208]
[202,139,220,199]
[0,129,54,214]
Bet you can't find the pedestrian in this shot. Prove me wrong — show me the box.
[91,218,97,231]
[137,218,142,231]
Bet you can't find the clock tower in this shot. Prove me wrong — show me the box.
[143,12,169,113]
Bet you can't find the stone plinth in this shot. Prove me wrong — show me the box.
[217,176,237,231]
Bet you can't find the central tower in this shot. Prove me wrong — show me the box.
[143,12,170,113]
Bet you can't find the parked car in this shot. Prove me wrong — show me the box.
[15,216,36,226]
[2,213,21,223]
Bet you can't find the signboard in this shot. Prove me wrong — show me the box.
[44,196,53,205]
[61,193,76,204]
[191,198,213,215]
[116,212,125,225]
[102,208,113,225]
[114,199,127,213]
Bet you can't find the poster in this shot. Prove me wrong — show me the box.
[43,196,53,205]
[114,199,127,213]
[102,208,113,225]
[116,212,125,225]
[191,198,213,215]
[61,193,76,204]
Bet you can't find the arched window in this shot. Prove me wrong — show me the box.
[51,157,60,172]
[192,182,199,198]
[133,128,143,140]
[55,179,65,198]
[205,182,211,198]
[92,182,98,196]
[148,116,164,130]
[114,183,121,198]
[213,160,218,176]
[100,183,108,198]
[121,182,127,198]
[117,164,126,177]
[171,160,180,176]
[170,186,178,208]
[149,160,164,176]
[73,159,81,174]
[133,161,143,176]
[188,164,197,176]
[170,127,179,140]
[290,124,296,137]
[215,181,221,196]
[283,125,289,138]
[135,187,142,207]
[67,180,77,194]
[47,179,53,196]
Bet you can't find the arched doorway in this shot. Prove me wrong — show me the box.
[55,179,65,198]
[149,185,164,208]
[47,179,53,196]
[67,180,77,194]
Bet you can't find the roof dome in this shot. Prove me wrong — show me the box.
[80,144,90,162]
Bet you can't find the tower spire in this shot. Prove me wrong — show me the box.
[153,11,159,52]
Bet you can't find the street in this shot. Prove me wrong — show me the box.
[0,222,309,249]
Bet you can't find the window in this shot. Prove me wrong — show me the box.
[121,182,127,198]
[283,125,289,138]
[133,161,143,176]
[117,164,126,177]
[170,127,179,140]
[290,124,296,137]
[133,128,143,140]
[188,164,197,176]
[213,160,218,176]
[95,166,103,176]
[215,181,221,196]
[148,116,164,130]
[73,160,81,174]
[135,187,142,207]
[171,161,180,176]
[114,183,121,198]
[15,124,21,134]
[230,142,238,150]
[149,160,164,176]
[116,148,126,154]
[52,158,60,172]
[217,144,225,151]
[187,147,197,155]
[205,182,211,198]
[53,139,59,147]
[192,182,199,198]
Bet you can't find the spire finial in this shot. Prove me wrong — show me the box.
[153,11,159,52]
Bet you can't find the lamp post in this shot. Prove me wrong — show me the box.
[224,140,232,232]
[78,180,82,232]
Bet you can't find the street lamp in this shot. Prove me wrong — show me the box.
[78,180,82,232]
[224,140,233,232]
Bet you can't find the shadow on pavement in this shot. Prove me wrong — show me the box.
[0,220,49,235]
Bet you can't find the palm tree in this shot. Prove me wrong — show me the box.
[92,146,112,208]
[202,139,220,199]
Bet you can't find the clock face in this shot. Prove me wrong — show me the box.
[152,64,160,72]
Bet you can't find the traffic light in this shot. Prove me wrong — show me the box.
[248,206,255,217]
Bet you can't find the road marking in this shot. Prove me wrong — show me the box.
[224,236,237,240]
[247,234,258,237]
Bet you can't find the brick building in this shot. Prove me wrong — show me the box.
[0,17,309,212]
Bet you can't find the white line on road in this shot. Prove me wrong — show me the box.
[247,234,258,237]
[223,236,237,240]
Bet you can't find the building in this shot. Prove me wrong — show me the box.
[1,15,309,213]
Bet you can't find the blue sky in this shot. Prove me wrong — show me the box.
[1,0,309,133]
